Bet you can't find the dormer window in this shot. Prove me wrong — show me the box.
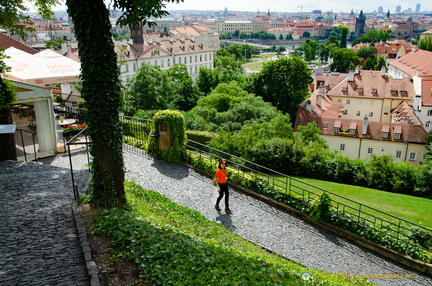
[391,90,398,96]
[394,133,401,140]
[371,89,377,95]
[334,127,340,133]
[357,88,363,94]
[342,87,347,92]
[400,90,408,97]
[349,129,356,135]
[382,132,389,139]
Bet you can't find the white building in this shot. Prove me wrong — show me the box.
[116,35,215,83]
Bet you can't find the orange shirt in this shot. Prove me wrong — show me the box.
[215,168,227,183]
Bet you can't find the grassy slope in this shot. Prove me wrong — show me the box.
[98,181,373,286]
[272,175,432,229]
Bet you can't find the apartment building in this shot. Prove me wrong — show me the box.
[295,69,427,165]
[116,36,215,83]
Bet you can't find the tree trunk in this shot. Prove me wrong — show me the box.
[66,0,125,206]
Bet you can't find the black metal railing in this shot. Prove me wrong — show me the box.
[184,138,432,253]
[15,129,37,162]
[119,116,152,148]
[63,117,431,256]
[66,127,91,202]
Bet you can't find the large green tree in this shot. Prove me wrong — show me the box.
[419,37,432,52]
[247,57,312,121]
[123,62,175,115]
[329,48,361,73]
[66,0,182,207]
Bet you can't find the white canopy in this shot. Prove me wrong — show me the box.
[3,47,81,85]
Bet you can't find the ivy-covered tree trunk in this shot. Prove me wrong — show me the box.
[66,0,125,206]
[0,78,17,161]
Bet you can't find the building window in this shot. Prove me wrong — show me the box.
[369,112,373,117]
[167,59,170,67]
[358,100,362,105]
[356,111,361,116]
[337,99,342,103]
[368,147,373,154]
[125,63,129,72]
[200,55,202,62]
[340,144,345,151]
[390,90,398,96]
[426,121,431,129]
[394,133,401,140]
[396,151,402,159]
[334,127,340,133]
[357,88,363,93]
[298,121,302,125]
[205,54,207,61]
[371,89,377,95]
[400,90,407,96]
[190,56,192,63]
[346,99,350,104]
[427,110,432,116]
[133,63,136,71]
[382,132,389,139]
[161,59,164,67]
[409,152,417,161]
[343,110,348,115]
[384,107,389,115]
[323,123,328,128]
[349,129,355,135]
[195,55,197,62]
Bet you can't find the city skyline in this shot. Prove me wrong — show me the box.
[164,0,431,14]
[25,0,432,15]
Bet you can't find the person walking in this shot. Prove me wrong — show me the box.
[214,159,232,213]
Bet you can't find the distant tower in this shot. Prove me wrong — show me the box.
[416,4,421,13]
[378,7,383,14]
[355,10,366,37]
[130,23,143,45]
[396,6,401,13]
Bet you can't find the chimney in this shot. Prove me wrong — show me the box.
[362,115,368,135]
[355,65,360,74]
[306,100,312,112]
[348,70,355,82]
[316,94,322,106]
[61,42,68,55]
[324,73,329,87]
[381,66,386,77]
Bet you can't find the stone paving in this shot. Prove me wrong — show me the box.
[0,151,91,286]
[1,146,431,286]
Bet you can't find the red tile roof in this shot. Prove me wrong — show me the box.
[420,75,432,107]
[389,49,432,76]
[0,33,38,55]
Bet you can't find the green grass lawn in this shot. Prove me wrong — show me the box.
[267,174,432,229]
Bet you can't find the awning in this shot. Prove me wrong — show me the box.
[3,47,81,85]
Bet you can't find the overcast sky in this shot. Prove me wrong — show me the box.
[164,0,431,14]
[28,0,431,15]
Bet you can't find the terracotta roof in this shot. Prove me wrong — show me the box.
[0,33,38,55]
[389,49,432,76]
[420,75,432,107]
[295,102,426,143]
[327,70,415,100]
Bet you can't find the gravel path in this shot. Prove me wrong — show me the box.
[121,146,432,286]
[29,146,432,286]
